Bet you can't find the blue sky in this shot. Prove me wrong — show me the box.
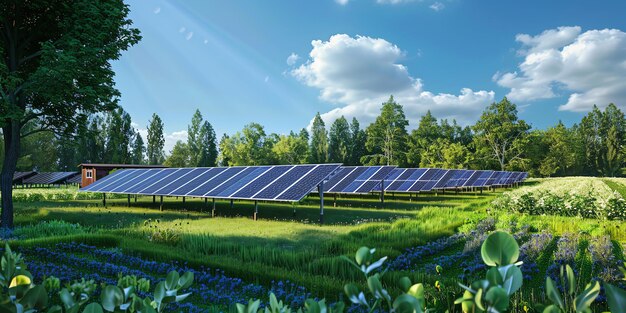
[112,0,626,152]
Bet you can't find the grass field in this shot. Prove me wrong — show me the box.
[4,179,626,312]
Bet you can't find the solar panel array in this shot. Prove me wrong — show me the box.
[67,175,82,184]
[23,172,79,185]
[323,166,396,194]
[80,164,340,202]
[376,168,527,192]
[13,171,36,182]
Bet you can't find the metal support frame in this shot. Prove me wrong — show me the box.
[230,199,234,209]
[380,179,385,205]
[212,198,216,217]
[102,193,106,207]
[134,195,137,203]
[319,182,324,225]
[127,194,131,207]
[182,196,185,204]
[333,194,337,207]
[160,195,164,211]
[254,200,258,221]
[152,195,155,204]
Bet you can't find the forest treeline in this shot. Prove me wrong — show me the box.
[4,96,626,178]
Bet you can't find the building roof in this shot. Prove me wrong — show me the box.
[79,163,167,169]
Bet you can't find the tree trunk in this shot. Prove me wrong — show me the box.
[1,121,21,229]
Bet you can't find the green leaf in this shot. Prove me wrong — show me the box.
[484,287,509,312]
[545,277,564,309]
[355,247,370,266]
[19,284,48,309]
[398,277,411,292]
[82,303,103,313]
[499,264,523,295]
[367,275,384,299]
[59,289,76,308]
[481,231,520,266]
[604,283,626,313]
[542,304,561,313]
[177,272,193,289]
[566,265,576,296]
[153,282,165,303]
[165,271,179,290]
[574,281,599,313]
[100,286,124,312]
[407,283,424,300]
[393,294,422,313]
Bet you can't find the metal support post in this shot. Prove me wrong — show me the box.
[254,200,258,221]
[160,196,164,211]
[212,198,216,217]
[319,182,324,225]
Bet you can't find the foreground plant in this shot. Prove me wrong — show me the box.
[0,244,193,313]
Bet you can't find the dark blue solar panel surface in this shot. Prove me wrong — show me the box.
[171,167,227,196]
[463,170,483,187]
[232,166,289,198]
[276,164,339,200]
[485,171,503,186]
[254,165,315,199]
[324,166,395,194]
[124,169,165,193]
[80,164,340,202]
[186,167,246,197]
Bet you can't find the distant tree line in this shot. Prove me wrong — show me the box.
[2,96,626,177]
[219,96,626,177]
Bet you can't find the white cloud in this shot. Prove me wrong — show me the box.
[293,34,494,128]
[131,123,188,157]
[164,131,188,154]
[178,27,186,33]
[203,39,208,45]
[153,7,161,14]
[495,27,626,112]
[185,32,193,40]
[286,53,300,66]
[335,0,349,5]
[429,2,445,11]
[264,76,270,83]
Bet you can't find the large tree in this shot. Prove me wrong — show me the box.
[328,116,351,164]
[364,96,409,166]
[146,113,165,165]
[0,0,140,227]
[309,113,328,163]
[164,140,190,167]
[348,118,366,166]
[130,130,145,164]
[187,109,203,166]
[473,97,530,171]
[198,120,218,167]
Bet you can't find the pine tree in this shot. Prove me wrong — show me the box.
[328,116,351,163]
[309,113,328,163]
[147,113,165,165]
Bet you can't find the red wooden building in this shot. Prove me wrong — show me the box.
[78,163,167,188]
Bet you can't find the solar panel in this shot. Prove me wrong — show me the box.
[13,171,36,182]
[79,164,341,202]
[438,169,465,188]
[324,166,396,194]
[461,170,482,187]
[67,175,82,184]
[24,172,79,184]
[443,170,476,188]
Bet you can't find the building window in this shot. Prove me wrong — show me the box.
[86,170,93,179]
